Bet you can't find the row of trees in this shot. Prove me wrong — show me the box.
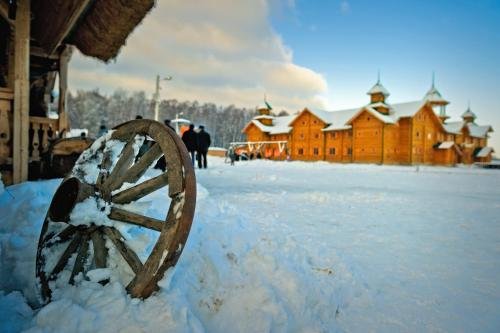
[67,89,262,148]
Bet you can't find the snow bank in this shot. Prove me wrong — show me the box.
[1,159,500,332]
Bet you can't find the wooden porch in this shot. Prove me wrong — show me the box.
[0,0,155,185]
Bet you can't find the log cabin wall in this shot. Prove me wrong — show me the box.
[289,110,326,161]
[351,111,383,163]
[381,124,400,164]
[268,133,288,160]
[324,129,352,162]
[397,118,412,163]
[245,123,269,142]
[434,148,456,166]
[410,106,442,164]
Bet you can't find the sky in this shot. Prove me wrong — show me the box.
[69,0,500,151]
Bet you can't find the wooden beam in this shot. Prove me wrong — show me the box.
[48,0,91,55]
[32,0,92,56]
[12,0,30,184]
[58,45,72,134]
[30,46,60,60]
[0,1,14,27]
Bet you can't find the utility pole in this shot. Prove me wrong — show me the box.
[152,74,172,121]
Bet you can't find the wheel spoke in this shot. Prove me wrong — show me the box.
[91,230,108,268]
[126,193,184,297]
[43,225,77,246]
[49,232,83,280]
[102,226,143,275]
[118,143,162,187]
[103,138,137,191]
[69,233,90,284]
[108,207,166,232]
[96,149,113,190]
[112,172,169,204]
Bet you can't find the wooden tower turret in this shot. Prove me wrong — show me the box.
[423,73,449,123]
[367,73,390,114]
[461,102,477,124]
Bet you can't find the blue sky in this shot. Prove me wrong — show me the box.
[70,0,500,151]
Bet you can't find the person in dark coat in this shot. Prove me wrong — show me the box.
[182,124,197,165]
[196,125,211,169]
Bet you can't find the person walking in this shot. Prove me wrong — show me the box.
[182,124,197,165]
[228,145,236,166]
[97,124,107,138]
[196,125,211,169]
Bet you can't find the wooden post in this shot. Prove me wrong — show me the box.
[58,46,72,135]
[12,0,30,183]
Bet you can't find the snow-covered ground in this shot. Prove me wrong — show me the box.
[1,158,500,332]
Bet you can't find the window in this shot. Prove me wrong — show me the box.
[302,121,306,125]
[314,133,319,139]
[329,148,336,155]
[331,132,336,139]
[313,148,319,155]
[367,116,371,121]
[347,148,352,155]
[313,120,317,124]
[416,131,420,137]
[298,148,304,155]
[300,133,304,139]
[427,133,432,140]
[348,131,352,137]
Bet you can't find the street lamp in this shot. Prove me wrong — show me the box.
[153,75,173,121]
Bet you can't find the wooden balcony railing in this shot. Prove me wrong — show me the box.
[29,116,60,162]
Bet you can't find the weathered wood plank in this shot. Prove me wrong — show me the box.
[69,233,90,284]
[91,230,107,269]
[111,172,169,204]
[12,0,30,183]
[103,138,136,191]
[58,46,72,133]
[103,227,143,275]
[108,207,165,232]
[49,232,82,279]
[118,143,162,187]
[43,225,77,246]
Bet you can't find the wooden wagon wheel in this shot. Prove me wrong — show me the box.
[35,119,196,302]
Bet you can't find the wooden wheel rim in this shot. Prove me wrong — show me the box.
[35,120,196,302]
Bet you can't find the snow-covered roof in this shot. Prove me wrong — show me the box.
[369,102,390,109]
[423,86,449,104]
[367,82,390,96]
[389,100,427,118]
[443,121,465,135]
[438,141,455,149]
[254,115,274,120]
[475,147,494,158]
[317,108,360,131]
[461,107,477,120]
[247,99,457,136]
[270,115,295,134]
[246,115,295,135]
[467,123,493,138]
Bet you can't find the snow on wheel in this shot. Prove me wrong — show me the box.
[35,119,196,302]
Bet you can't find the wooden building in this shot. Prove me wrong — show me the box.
[0,0,154,184]
[242,78,494,166]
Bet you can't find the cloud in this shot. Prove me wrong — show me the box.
[69,0,328,112]
[340,1,351,15]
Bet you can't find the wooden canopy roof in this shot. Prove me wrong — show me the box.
[2,0,155,62]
